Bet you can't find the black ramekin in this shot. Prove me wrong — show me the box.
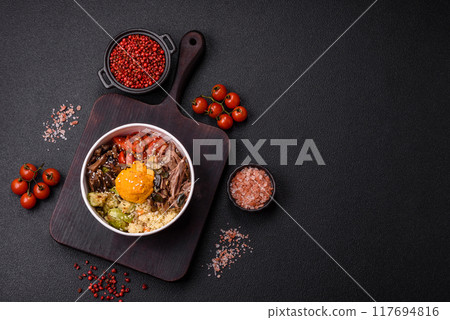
[227,164,276,212]
[98,28,176,94]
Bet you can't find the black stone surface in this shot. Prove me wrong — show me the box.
[1,0,449,301]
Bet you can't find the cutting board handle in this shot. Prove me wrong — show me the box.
[165,31,205,110]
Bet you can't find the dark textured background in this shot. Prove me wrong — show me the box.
[1,0,449,301]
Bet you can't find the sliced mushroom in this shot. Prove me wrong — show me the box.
[87,153,108,172]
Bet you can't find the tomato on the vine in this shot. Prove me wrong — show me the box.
[192,97,208,114]
[208,103,223,118]
[217,114,233,130]
[20,163,37,181]
[33,182,50,200]
[232,106,248,122]
[224,92,240,109]
[211,84,227,101]
[20,192,37,210]
[42,168,61,186]
[11,178,28,195]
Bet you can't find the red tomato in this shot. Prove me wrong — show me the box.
[112,136,127,150]
[20,163,37,180]
[125,132,141,153]
[141,134,156,148]
[146,138,166,156]
[42,168,61,186]
[118,151,126,164]
[20,192,37,210]
[211,84,227,101]
[192,97,208,114]
[217,114,233,130]
[126,152,135,165]
[11,178,28,195]
[208,103,223,118]
[231,106,248,122]
[33,182,50,200]
[224,92,240,109]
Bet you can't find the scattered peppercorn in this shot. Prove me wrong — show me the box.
[73,262,140,301]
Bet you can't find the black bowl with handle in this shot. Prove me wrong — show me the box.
[98,28,176,94]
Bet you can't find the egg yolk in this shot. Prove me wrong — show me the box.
[115,161,154,204]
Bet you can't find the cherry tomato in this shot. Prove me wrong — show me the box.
[33,182,50,200]
[192,97,208,114]
[42,168,61,186]
[217,114,233,130]
[211,84,227,101]
[224,92,240,109]
[112,136,127,151]
[118,151,126,164]
[20,163,37,180]
[11,178,28,195]
[20,192,37,210]
[208,103,223,118]
[232,106,248,122]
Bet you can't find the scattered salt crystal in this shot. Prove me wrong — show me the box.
[42,103,82,143]
[206,228,252,278]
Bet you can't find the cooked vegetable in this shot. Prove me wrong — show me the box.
[153,174,161,191]
[105,208,133,230]
[151,192,164,202]
[88,192,108,207]
[177,193,186,207]
[104,193,120,210]
[118,200,135,213]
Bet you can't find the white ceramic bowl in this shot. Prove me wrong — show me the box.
[80,123,195,236]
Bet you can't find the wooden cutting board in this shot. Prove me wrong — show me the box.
[50,31,230,281]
